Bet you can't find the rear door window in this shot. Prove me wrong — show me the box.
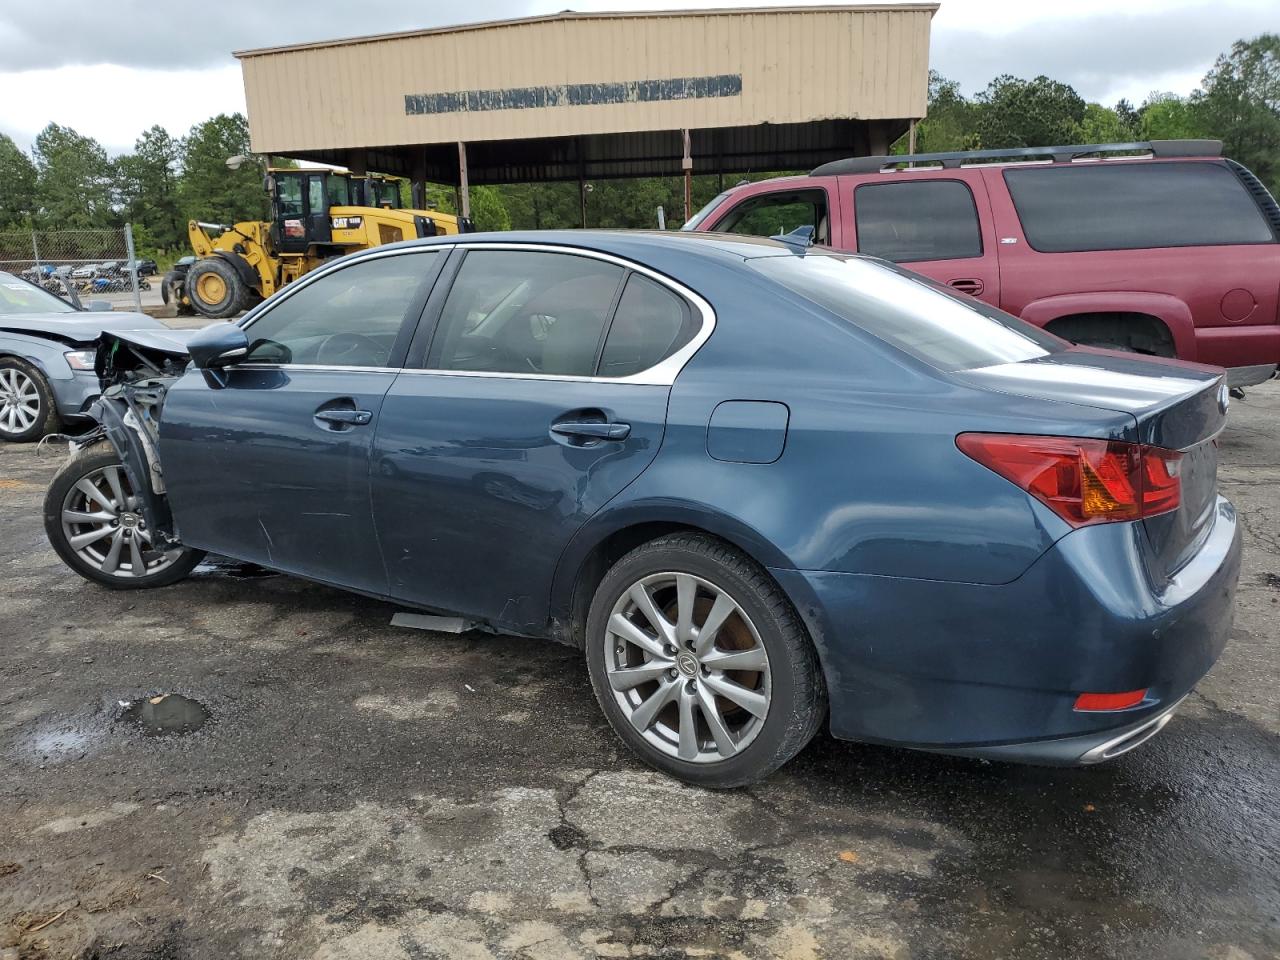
[1004,162,1274,252]
[597,274,696,378]
[427,250,624,377]
[854,180,983,262]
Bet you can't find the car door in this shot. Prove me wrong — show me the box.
[846,175,1001,307]
[371,244,709,632]
[704,185,839,247]
[158,248,445,594]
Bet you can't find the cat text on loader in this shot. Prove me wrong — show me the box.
[163,168,473,319]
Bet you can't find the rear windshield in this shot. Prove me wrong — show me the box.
[1005,161,1274,252]
[750,255,1062,372]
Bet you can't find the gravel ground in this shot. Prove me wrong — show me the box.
[0,382,1277,960]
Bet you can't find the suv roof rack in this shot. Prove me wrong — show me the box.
[810,140,1223,176]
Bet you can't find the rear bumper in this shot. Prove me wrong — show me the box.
[771,496,1242,762]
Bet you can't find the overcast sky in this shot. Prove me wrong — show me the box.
[0,0,1274,155]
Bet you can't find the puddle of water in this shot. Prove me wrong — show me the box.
[119,694,210,737]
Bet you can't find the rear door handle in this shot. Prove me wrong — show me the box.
[315,408,372,426]
[948,278,984,297]
[551,421,631,441]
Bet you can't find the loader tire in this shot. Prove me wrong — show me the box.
[185,258,246,320]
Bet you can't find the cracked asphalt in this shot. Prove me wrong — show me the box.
[1,381,1278,960]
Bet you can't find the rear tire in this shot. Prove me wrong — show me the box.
[44,443,205,589]
[185,258,246,320]
[0,357,60,443]
[585,533,826,788]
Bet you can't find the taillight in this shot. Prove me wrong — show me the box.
[956,433,1182,527]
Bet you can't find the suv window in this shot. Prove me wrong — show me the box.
[750,254,1061,372]
[598,274,696,378]
[243,251,438,367]
[712,189,830,245]
[854,180,982,262]
[1005,161,1274,252]
[428,250,624,377]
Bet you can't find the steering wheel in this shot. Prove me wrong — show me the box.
[315,332,384,366]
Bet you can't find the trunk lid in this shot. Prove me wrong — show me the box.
[956,347,1227,580]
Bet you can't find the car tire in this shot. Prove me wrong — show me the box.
[43,442,205,590]
[585,533,826,788]
[0,357,61,443]
[184,258,245,320]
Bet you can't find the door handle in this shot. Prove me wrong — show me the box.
[314,408,372,426]
[948,278,984,297]
[551,421,631,441]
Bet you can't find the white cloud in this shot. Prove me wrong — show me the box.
[1,63,244,154]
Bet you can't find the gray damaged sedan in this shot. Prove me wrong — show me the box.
[0,271,173,443]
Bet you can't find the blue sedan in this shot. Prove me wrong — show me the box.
[42,232,1241,786]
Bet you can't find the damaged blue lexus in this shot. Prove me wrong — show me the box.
[43,232,1241,786]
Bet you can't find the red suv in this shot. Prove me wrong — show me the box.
[686,140,1280,386]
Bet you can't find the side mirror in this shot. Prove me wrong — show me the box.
[187,322,249,370]
[85,300,113,312]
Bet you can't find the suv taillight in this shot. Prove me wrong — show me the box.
[956,434,1181,527]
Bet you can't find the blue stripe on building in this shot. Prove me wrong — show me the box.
[405,74,743,116]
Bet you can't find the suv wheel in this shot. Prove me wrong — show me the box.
[585,534,826,787]
[44,443,205,589]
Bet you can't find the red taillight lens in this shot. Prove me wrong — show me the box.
[956,434,1182,527]
[1074,689,1148,711]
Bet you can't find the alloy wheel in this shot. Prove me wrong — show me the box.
[0,368,40,436]
[604,572,771,763]
[59,464,182,578]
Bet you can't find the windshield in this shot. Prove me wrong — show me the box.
[750,255,1063,372]
[681,192,730,231]
[0,273,76,315]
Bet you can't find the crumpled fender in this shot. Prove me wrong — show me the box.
[83,392,177,544]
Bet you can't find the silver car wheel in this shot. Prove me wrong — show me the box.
[0,367,41,435]
[59,464,181,578]
[604,572,771,764]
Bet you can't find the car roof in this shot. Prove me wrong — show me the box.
[386,229,804,266]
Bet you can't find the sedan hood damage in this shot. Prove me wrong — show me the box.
[0,312,167,347]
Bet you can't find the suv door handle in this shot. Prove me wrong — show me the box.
[948,278,984,297]
[314,408,372,426]
[551,421,631,441]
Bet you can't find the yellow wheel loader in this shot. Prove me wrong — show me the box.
[163,169,472,319]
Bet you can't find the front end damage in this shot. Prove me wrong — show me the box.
[75,330,195,552]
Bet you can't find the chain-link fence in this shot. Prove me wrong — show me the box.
[0,226,148,312]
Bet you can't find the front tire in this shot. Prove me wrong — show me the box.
[585,534,826,788]
[43,443,205,589]
[184,258,246,320]
[0,357,60,443]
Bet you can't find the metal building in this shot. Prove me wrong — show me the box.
[235,4,935,216]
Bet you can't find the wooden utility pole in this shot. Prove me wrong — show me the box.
[682,129,693,223]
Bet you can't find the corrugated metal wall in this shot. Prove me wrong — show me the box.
[238,6,934,154]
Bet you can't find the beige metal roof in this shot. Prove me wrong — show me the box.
[237,5,936,156]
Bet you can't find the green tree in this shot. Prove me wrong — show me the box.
[974,75,1087,148]
[116,125,184,251]
[898,71,979,154]
[1076,103,1138,143]
[1138,93,1206,140]
[32,123,114,228]
[1191,34,1280,191]
[179,113,268,225]
[0,133,37,227]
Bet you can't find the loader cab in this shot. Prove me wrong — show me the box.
[268,169,333,254]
